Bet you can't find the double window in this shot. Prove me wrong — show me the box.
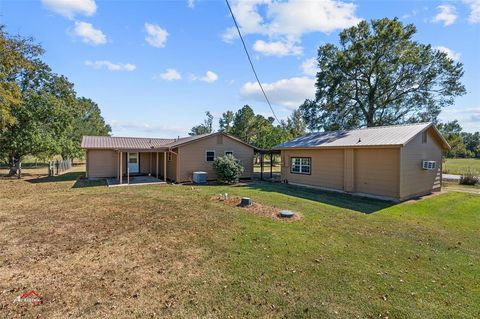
[206,150,215,162]
[290,157,311,175]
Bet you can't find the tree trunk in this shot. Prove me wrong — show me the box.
[7,155,21,178]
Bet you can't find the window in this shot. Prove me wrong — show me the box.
[290,157,311,175]
[206,150,215,162]
[128,152,138,164]
[422,131,428,144]
[225,151,234,156]
[167,152,172,161]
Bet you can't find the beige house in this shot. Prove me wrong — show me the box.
[275,123,450,202]
[81,132,255,183]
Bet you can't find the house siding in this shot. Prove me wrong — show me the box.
[400,128,443,199]
[282,149,344,190]
[176,135,254,182]
[354,148,400,198]
[86,149,117,178]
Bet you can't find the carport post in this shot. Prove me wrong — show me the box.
[270,153,273,178]
[119,151,123,184]
[260,153,264,180]
[127,152,130,184]
[163,151,167,182]
[156,152,159,179]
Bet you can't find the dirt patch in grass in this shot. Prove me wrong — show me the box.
[212,195,303,222]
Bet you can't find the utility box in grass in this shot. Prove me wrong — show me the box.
[193,171,208,184]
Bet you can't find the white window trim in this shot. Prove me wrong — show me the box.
[205,150,216,162]
[290,157,311,175]
[224,150,234,156]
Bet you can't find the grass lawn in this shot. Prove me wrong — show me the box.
[1,169,479,318]
[443,158,480,175]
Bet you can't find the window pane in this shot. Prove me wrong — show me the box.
[129,153,137,163]
[206,151,215,161]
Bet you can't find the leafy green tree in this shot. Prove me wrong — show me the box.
[219,110,235,133]
[0,25,44,130]
[461,131,480,158]
[67,97,111,159]
[230,105,256,143]
[0,27,110,177]
[286,108,306,138]
[301,18,466,131]
[189,111,213,136]
[438,120,467,158]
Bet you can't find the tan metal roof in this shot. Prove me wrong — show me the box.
[275,122,449,149]
[81,132,257,150]
[81,136,175,150]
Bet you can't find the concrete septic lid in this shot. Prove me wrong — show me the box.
[279,210,294,218]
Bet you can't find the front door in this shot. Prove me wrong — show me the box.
[128,152,139,174]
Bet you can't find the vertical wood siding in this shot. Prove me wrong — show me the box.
[343,149,355,192]
[176,135,254,182]
[282,149,344,190]
[354,148,400,198]
[400,128,443,198]
[86,149,117,178]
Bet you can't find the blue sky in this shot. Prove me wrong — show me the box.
[1,0,479,136]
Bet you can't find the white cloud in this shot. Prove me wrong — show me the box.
[253,40,302,56]
[439,107,480,132]
[144,23,169,48]
[435,46,461,61]
[192,71,219,83]
[463,0,480,23]
[155,69,182,81]
[187,0,195,9]
[72,21,107,45]
[240,76,315,109]
[301,57,318,76]
[432,4,457,26]
[222,0,360,42]
[108,120,186,137]
[42,0,96,19]
[85,60,136,71]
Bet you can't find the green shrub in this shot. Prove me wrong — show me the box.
[213,154,245,184]
[459,169,479,186]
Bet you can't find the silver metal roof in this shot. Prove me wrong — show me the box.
[275,122,448,149]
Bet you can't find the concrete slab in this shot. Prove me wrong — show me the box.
[107,176,166,187]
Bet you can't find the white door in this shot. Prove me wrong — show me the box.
[128,152,139,173]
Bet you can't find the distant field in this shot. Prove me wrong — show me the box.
[443,158,480,175]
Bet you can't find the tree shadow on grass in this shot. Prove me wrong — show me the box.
[238,181,395,214]
[27,171,84,183]
[26,171,105,188]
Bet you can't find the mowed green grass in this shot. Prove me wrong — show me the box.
[0,171,479,318]
[443,158,480,175]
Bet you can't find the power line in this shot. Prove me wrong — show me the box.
[224,0,282,126]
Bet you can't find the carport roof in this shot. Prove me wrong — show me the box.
[275,122,450,150]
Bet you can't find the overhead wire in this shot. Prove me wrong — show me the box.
[224,0,282,127]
